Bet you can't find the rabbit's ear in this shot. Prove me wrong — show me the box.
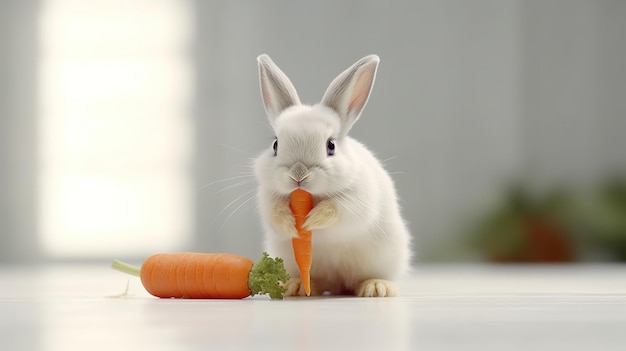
[257,54,301,125]
[321,55,379,136]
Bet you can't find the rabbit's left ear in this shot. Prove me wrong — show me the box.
[257,54,301,127]
[321,55,379,136]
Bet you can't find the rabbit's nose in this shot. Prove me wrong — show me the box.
[289,162,310,185]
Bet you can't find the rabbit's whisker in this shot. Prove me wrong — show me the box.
[213,188,256,226]
[217,179,257,193]
[199,174,255,190]
[381,156,399,163]
[216,191,257,233]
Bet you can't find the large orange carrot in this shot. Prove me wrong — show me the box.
[290,188,313,296]
[112,252,289,299]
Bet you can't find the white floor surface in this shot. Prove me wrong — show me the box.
[2,264,626,351]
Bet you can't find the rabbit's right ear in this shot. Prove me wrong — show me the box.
[321,55,379,137]
[257,54,301,125]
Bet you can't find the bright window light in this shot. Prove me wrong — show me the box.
[38,0,194,258]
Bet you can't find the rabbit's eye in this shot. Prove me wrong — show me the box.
[326,139,336,156]
[272,138,278,156]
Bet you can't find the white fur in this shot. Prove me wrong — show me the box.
[254,54,411,297]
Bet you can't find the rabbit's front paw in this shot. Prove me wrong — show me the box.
[356,279,397,297]
[303,199,340,230]
[270,200,298,238]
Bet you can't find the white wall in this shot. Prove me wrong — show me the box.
[522,0,626,188]
[1,0,624,262]
[193,0,523,260]
[193,0,626,261]
[0,0,40,262]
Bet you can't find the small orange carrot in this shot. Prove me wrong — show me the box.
[112,252,289,299]
[290,188,313,296]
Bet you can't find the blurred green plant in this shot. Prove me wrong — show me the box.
[582,179,626,260]
[467,177,626,263]
[469,184,577,263]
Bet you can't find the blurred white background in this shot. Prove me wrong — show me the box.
[1,0,625,263]
[38,0,193,258]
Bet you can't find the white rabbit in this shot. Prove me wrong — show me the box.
[254,54,411,297]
